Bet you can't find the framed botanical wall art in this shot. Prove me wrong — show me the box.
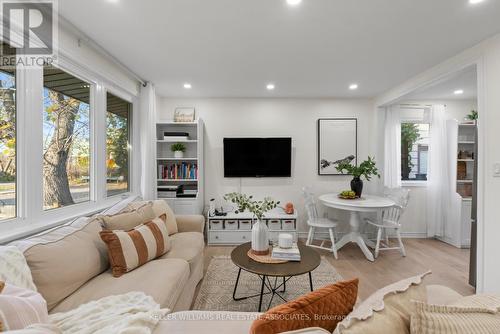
[317,118,357,175]
[174,107,195,122]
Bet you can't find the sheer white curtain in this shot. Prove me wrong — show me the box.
[139,83,157,200]
[426,104,458,237]
[384,106,402,188]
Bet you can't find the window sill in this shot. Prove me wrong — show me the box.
[402,181,428,187]
[0,194,139,244]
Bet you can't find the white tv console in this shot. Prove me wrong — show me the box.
[207,208,298,246]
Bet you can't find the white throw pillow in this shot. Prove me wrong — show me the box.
[0,246,37,291]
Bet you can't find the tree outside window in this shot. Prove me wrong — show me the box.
[401,123,429,181]
[0,64,16,220]
[106,93,130,197]
[43,66,91,210]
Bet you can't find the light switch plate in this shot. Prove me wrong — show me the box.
[494,163,500,177]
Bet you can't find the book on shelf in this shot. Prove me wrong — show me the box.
[158,162,198,180]
[271,243,301,262]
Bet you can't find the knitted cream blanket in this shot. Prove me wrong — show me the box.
[48,292,169,334]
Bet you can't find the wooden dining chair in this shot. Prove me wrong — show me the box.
[364,188,410,258]
[302,187,339,259]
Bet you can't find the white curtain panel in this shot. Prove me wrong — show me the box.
[383,106,402,188]
[139,83,157,200]
[426,105,460,237]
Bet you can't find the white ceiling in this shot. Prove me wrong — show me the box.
[59,0,500,98]
[403,66,478,100]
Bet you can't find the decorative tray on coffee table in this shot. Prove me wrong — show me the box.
[247,248,288,264]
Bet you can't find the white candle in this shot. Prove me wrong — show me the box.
[279,233,293,249]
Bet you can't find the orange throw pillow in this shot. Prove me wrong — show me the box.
[250,279,358,334]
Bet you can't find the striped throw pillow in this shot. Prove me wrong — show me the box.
[100,215,171,277]
[0,282,49,331]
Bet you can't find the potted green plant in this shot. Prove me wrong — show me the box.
[224,192,280,255]
[467,110,478,121]
[336,156,380,198]
[171,142,186,158]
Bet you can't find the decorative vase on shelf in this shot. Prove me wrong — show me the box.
[174,151,184,158]
[251,220,270,255]
[350,177,363,198]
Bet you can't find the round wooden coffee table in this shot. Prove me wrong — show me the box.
[231,242,321,312]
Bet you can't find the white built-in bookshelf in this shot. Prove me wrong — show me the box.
[441,120,475,249]
[155,119,204,215]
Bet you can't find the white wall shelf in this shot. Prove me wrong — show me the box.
[207,208,298,245]
[155,119,204,215]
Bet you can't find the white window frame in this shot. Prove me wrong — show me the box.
[104,86,136,199]
[400,109,430,187]
[0,52,140,243]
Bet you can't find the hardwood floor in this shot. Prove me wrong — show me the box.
[200,239,474,301]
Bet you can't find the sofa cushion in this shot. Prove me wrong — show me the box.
[159,232,204,273]
[100,217,172,277]
[100,196,139,216]
[99,202,156,231]
[50,258,190,314]
[129,200,178,235]
[425,285,463,305]
[251,279,359,334]
[10,217,108,311]
[334,272,430,334]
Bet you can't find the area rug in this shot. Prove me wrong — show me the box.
[193,256,343,312]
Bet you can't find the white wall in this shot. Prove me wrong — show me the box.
[376,32,500,293]
[156,98,376,234]
[57,22,140,96]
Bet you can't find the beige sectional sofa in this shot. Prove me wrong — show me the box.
[8,199,471,334]
[10,200,205,314]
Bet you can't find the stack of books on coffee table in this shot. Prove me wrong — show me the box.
[271,243,301,262]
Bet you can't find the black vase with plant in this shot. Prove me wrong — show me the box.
[336,156,380,197]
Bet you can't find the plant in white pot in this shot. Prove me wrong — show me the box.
[171,142,186,158]
[224,192,280,255]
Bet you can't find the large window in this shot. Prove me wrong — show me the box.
[401,123,429,181]
[0,44,16,221]
[43,66,91,210]
[106,92,130,197]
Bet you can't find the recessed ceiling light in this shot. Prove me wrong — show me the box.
[469,0,485,4]
[287,0,302,6]
[349,83,359,90]
[183,83,192,89]
[454,89,464,95]
[107,0,119,3]
[266,83,275,91]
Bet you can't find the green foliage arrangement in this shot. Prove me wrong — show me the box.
[336,156,380,181]
[170,142,186,152]
[467,110,478,121]
[223,192,280,221]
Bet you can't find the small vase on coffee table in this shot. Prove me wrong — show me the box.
[251,220,269,255]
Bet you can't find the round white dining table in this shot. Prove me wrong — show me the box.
[318,194,395,262]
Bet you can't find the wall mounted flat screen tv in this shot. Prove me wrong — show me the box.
[224,138,292,177]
